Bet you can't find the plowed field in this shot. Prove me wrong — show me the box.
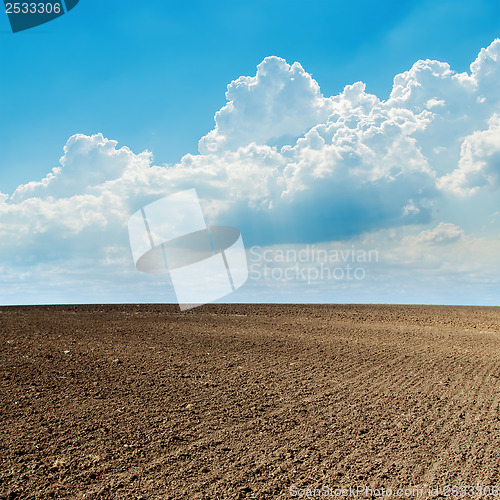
[1,305,499,499]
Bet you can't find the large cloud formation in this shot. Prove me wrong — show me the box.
[2,40,500,286]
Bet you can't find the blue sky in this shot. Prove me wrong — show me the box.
[2,0,500,193]
[1,0,500,305]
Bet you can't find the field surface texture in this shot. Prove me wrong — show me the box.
[1,305,500,499]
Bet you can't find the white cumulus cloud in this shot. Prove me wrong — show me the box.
[198,57,336,154]
[438,113,500,195]
[3,39,500,303]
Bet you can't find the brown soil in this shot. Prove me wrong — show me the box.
[1,304,500,499]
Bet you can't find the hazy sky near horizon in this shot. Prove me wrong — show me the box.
[1,0,500,305]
